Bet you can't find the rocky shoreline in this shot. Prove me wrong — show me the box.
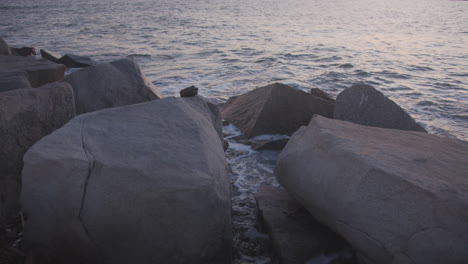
[1,37,467,264]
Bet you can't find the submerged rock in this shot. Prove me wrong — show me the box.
[56,54,97,68]
[250,138,289,151]
[0,38,12,56]
[334,84,426,132]
[11,47,36,57]
[0,82,75,237]
[256,185,353,264]
[275,116,468,264]
[222,83,334,138]
[180,85,199,97]
[0,72,31,92]
[65,58,161,114]
[22,96,231,264]
[39,49,60,63]
[0,55,65,87]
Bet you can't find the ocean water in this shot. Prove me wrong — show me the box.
[1,0,467,263]
[1,0,467,140]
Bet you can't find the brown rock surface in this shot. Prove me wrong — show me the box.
[0,55,65,87]
[222,83,334,138]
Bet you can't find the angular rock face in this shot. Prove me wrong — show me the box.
[0,55,65,87]
[0,71,32,92]
[11,47,36,57]
[221,83,334,138]
[22,96,231,264]
[0,38,12,56]
[0,82,75,227]
[334,84,426,132]
[40,49,60,63]
[65,58,161,114]
[57,54,97,68]
[256,185,352,264]
[310,87,335,103]
[275,116,468,264]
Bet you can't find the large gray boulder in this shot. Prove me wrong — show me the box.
[0,71,32,92]
[0,55,65,87]
[22,96,231,264]
[275,116,468,264]
[0,38,12,56]
[0,82,75,232]
[222,83,334,138]
[65,58,161,114]
[334,84,426,132]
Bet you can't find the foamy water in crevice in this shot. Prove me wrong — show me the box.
[224,124,280,264]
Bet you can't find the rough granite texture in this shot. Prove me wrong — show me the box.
[334,84,426,132]
[222,83,334,138]
[65,58,160,114]
[275,116,468,264]
[0,55,65,87]
[0,82,75,226]
[255,185,350,264]
[22,96,231,264]
[0,71,32,92]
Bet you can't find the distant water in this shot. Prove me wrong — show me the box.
[1,0,467,140]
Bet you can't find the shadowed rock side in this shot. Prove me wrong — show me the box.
[0,82,75,238]
[40,49,60,63]
[65,58,161,114]
[57,54,97,68]
[0,38,12,56]
[275,116,468,264]
[334,84,426,132]
[0,72,31,92]
[0,55,65,88]
[22,96,231,264]
[222,83,334,138]
[310,87,335,103]
[256,185,354,264]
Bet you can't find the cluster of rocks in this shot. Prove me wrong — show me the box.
[1,34,467,264]
[221,82,467,264]
[0,38,231,264]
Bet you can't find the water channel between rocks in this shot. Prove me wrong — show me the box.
[224,123,282,264]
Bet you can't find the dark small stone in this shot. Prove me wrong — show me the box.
[11,47,36,57]
[57,54,97,68]
[40,49,60,63]
[223,140,229,151]
[251,138,289,151]
[310,87,335,103]
[180,85,198,97]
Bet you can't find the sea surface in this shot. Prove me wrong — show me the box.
[1,0,467,140]
[1,0,467,263]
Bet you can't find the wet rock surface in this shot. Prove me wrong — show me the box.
[180,85,199,97]
[39,49,60,63]
[56,54,97,68]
